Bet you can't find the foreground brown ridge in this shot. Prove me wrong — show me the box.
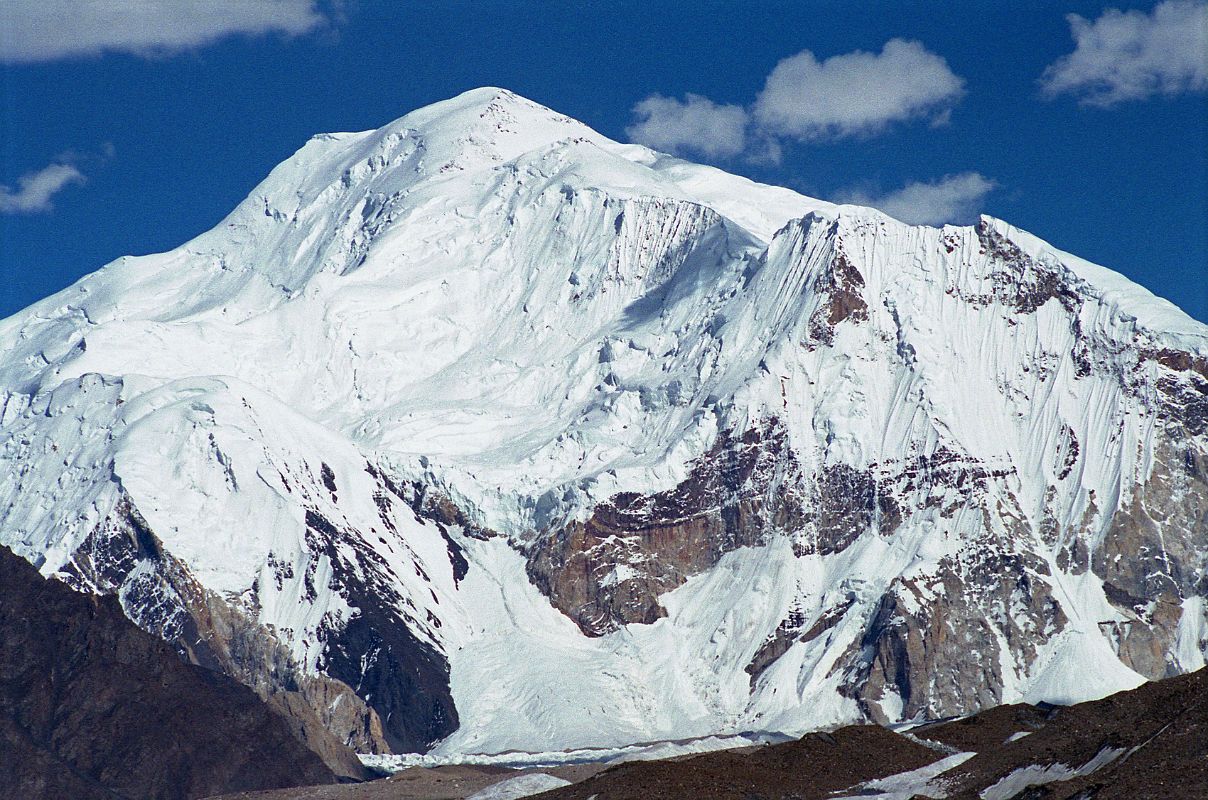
[215,667,1208,800]
[533,669,1208,799]
[0,545,359,800]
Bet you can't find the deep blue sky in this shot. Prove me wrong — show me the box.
[2,1,1206,321]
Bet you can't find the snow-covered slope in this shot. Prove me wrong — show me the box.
[2,88,1206,756]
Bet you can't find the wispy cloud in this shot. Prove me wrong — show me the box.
[625,94,748,159]
[1040,0,1208,106]
[0,0,330,63]
[837,172,997,227]
[626,39,964,162]
[0,162,87,214]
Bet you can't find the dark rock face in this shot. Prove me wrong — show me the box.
[971,219,1082,314]
[526,419,807,635]
[873,445,1015,516]
[806,229,869,347]
[59,494,379,773]
[1072,349,1208,682]
[53,463,460,761]
[366,461,485,577]
[1147,348,1208,437]
[0,544,339,800]
[523,400,1067,726]
[305,501,458,753]
[805,462,900,554]
[116,452,467,756]
[64,454,466,757]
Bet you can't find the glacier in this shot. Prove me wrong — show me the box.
[1,88,1206,757]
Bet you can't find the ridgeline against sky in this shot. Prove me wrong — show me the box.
[1,0,1206,321]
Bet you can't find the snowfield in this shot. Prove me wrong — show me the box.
[1,88,1206,756]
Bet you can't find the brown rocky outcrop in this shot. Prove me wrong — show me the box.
[532,726,940,800]
[844,549,1067,723]
[806,234,869,347]
[301,504,459,754]
[538,669,1208,800]
[525,419,807,635]
[971,218,1082,314]
[1092,436,1208,679]
[746,596,855,684]
[1146,347,1208,436]
[918,667,1208,799]
[208,669,1208,800]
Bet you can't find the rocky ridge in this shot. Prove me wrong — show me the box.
[532,667,1208,800]
[0,544,357,799]
[209,668,1208,800]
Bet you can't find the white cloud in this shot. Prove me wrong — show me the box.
[626,40,965,160]
[752,39,964,140]
[0,0,329,63]
[0,162,86,213]
[1041,0,1208,106]
[626,93,749,158]
[838,172,997,227]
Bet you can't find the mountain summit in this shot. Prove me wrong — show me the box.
[2,89,1206,757]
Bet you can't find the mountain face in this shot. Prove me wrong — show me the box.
[0,545,353,799]
[1,88,1206,757]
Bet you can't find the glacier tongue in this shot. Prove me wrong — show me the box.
[1,87,1207,755]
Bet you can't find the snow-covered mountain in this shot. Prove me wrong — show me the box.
[2,88,1206,757]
